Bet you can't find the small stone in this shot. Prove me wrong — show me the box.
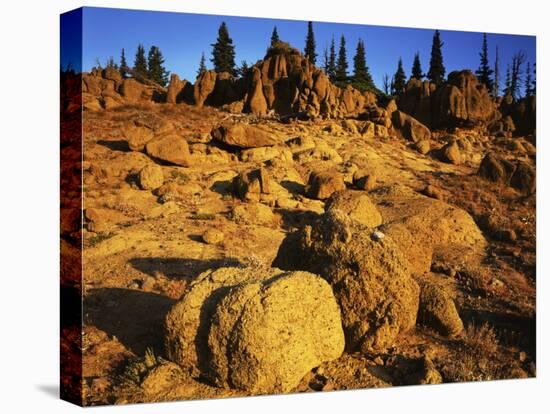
[202,228,224,244]
[371,230,385,241]
[518,351,527,362]
[141,276,156,291]
[138,164,164,191]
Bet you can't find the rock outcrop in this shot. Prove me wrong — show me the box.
[211,122,279,149]
[273,210,420,352]
[478,152,536,194]
[165,267,345,393]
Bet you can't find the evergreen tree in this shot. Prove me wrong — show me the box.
[525,62,533,98]
[133,44,147,78]
[475,33,494,92]
[327,36,337,81]
[427,30,445,85]
[120,48,128,78]
[411,52,423,80]
[304,21,317,65]
[335,35,348,84]
[106,56,118,70]
[197,52,207,77]
[352,39,375,92]
[532,63,537,95]
[271,26,280,46]
[392,58,406,95]
[493,46,500,97]
[211,22,236,75]
[322,46,329,74]
[510,51,525,99]
[236,60,250,78]
[147,46,170,87]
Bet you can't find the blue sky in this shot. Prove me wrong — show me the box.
[64,7,536,93]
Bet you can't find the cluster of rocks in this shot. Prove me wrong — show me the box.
[478,152,536,194]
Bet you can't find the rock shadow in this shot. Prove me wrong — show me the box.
[97,139,130,152]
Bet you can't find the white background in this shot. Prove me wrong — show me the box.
[0,0,547,412]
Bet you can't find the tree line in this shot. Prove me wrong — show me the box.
[96,21,535,100]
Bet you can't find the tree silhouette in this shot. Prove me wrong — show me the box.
[335,35,348,84]
[133,44,147,78]
[524,62,534,98]
[119,48,128,78]
[392,58,406,95]
[327,36,337,81]
[475,33,494,92]
[211,22,236,75]
[510,51,525,99]
[352,39,376,92]
[411,52,423,79]
[304,21,317,65]
[427,30,445,85]
[493,46,500,97]
[271,26,280,46]
[197,52,207,77]
[147,46,170,86]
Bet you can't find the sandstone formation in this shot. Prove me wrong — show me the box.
[145,134,192,167]
[164,267,345,393]
[418,282,464,337]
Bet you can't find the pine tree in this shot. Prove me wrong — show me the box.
[427,30,445,85]
[211,22,236,75]
[147,46,170,87]
[335,35,348,84]
[304,21,317,65]
[106,56,118,70]
[475,33,494,92]
[524,62,533,98]
[323,46,329,74]
[236,60,250,78]
[327,37,337,81]
[532,63,537,95]
[197,52,207,77]
[510,51,525,99]
[392,58,406,95]
[352,39,375,92]
[411,52,423,80]
[493,46,500,97]
[120,48,128,78]
[271,26,280,46]
[133,44,147,78]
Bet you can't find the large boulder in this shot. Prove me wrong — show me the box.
[478,153,516,184]
[325,190,382,227]
[122,124,155,151]
[244,67,268,115]
[418,282,463,337]
[273,210,420,352]
[232,167,271,201]
[138,164,164,190]
[392,110,431,143]
[305,170,346,200]
[193,70,217,107]
[166,73,192,104]
[120,78,146,103]
[165,267,345,393]
[145,134,192,167]
[211,122,278,149]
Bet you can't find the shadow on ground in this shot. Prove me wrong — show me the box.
[129,257,242,281]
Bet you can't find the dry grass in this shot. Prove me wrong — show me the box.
[463,322,499,354]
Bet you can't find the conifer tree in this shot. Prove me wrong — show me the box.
[236,60,250,78]
[475,33,494,92]
[271,26,280,46]
[335,35,348,84]
[304,21,317,65]
[504,64,511,96]
[382,74,391,95]
[133,44,147,78]
[120,48,128,78]
[327,37,337,81]
[197,52,207,77]
[106,57,118,70]
[392,58,406,95]
[411,52,423,79]
[211,22,236,75]
[493,46,500,97]
[323,47,329,74]
[427,30,445,85]
[510,51,525,99]
[147,46,170,87]
[352,39,375,92]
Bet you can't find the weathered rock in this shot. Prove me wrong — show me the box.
[145,134,192,167]
[392,110,431,143]
[439,141,462,165]
[510,160,536,195]
[166,73,191,104]
[415,140,431,155]
[305,170,346,200]
[478,153,516,185]
[123,124,155,151]
[138,164,164,190]
[231,202,275,225]
[165,267,345,393]
[211,122,278,149]
[193,70,217,107]
[244,67,268,115]
[120,78,146,103]
[418,282,463,337]
[325,190,382,227]
[202,228,224,244]
[232,167,271,201]
[273,210,420,352]
[353,171,377,191]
